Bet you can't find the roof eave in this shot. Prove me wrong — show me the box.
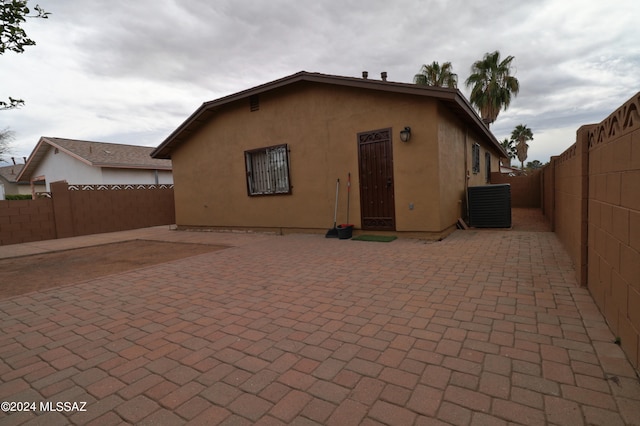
[151,103,212,159]
[97,163,173,171]
[151,71,506,158]
[450,93,508,157]
[15,137,47,182]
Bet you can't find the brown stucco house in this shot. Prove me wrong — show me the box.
[152,71,507,239]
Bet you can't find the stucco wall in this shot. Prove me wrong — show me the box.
[36,146,102,191]
[437,109,500,229]
[437,111,466,229]
[101,168,173,185]
[172,82,501,237]
[0,181,36,196]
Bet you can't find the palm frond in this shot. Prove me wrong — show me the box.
[465,51,520,124]
[414,61,458,88]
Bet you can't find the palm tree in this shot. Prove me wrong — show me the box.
[499,138,517,164]
[511,124,533,169]
[465,51,520,126]
[414,61,458,88]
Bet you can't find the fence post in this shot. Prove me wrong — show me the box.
[577,126,590,287]
[50,181,75,238]
[548,157,556,231]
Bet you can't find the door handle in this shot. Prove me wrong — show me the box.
[386,178,392,187]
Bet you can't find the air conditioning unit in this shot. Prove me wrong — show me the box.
[468,184,512,228]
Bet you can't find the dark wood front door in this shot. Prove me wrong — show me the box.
[358,128,396,231]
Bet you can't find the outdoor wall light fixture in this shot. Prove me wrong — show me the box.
[400,126,412,142]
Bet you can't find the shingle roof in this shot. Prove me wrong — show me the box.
[151,70,507,159]
[0,164,26,184]
[18,137,172,182]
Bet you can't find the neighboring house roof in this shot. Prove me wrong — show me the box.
[500,164,525,176]
[18,137,172,182]
[152,71,508,159]
[0,164,26,184]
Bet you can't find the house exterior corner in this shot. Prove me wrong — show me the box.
[159,73,504,239]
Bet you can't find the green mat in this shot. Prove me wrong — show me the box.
[351,235,397,242]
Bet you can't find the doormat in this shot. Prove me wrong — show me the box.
[351,235,397,242]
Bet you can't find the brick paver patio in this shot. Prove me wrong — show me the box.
[1,219,639,425]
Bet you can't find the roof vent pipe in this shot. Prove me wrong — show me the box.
[362,71,368,79]
[381,72,387,81]
[23,157,27,164]
[11,157,16,165]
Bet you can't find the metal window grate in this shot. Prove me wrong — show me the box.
[485,151,491,182]
[245,145,290,195]
[472,143,480,173]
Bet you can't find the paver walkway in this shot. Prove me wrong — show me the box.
[1,216,639,425]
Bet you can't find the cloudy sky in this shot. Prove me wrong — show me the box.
[1,0,639,166]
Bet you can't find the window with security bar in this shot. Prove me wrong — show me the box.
[485,151,492,182]
[245,144,291,195]
[472,143,481,174]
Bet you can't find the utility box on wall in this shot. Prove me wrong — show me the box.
[468,184,512,228]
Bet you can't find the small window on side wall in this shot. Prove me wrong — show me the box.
[485,152,491,183]
[245,144,291,196]
[472,143,480,174]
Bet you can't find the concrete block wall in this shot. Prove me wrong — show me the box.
[64,185,175,236]
[489,170,541,208]
[0,198,56,245]
[542,92,640,370]
[540,164,555,230]
[586,93,640,370]
[0,182,175,246]
[551,129,590,287]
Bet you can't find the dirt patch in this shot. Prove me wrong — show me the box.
[0,240,227,299]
